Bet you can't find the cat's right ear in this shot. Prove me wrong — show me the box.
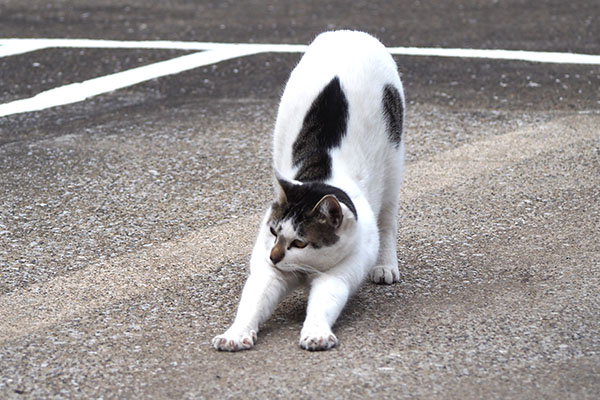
[311,194,343,229]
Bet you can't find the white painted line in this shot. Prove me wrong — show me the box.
[0,42,49,58]
[0,47,263,117]
[0,38,309,56]
[1,38,599,118]
[1,38,599,64]
[387,46,600,65]
[0,38,219,52]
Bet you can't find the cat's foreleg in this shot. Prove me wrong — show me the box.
[212,266,295,352]
[299,274,350,351]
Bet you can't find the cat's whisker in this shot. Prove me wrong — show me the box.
[295,264,320,274]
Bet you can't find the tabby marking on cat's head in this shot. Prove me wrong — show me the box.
[263,175,358,273]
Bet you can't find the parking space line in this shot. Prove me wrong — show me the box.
[0,38,309,56]
[1,38,599,117]
[0,47,264,117]
[2,38,599,64]
[387,46,600,65]
[0,42,49,58]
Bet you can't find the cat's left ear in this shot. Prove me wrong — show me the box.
[273,170,291,204]
[311,194,343,229]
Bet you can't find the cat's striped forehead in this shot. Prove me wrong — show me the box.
[269,180,357,223]
[268,202,340,249]
[267,180,356,248]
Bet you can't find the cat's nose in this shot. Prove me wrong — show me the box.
[270,247,284,264]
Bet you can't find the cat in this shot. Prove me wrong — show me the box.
[212,30,405,351]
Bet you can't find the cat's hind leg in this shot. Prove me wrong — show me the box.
[369,203,400,284]
[370,164,401,284]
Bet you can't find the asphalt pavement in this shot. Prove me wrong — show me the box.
[0,1,599,398]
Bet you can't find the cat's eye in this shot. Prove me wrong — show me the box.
[269,226,277,236]
[290,239,308,249]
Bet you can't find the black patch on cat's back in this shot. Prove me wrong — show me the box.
[383,84,404,146]
[292,77,349,182]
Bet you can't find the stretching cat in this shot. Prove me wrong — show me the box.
[213,30,405,351]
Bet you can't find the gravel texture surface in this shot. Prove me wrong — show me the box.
[1,1,599,398]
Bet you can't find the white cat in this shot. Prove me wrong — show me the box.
[213,30,405,351]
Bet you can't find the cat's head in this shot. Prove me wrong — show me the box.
[263,174,358,273]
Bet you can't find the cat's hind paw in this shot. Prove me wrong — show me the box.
[212,329,257,352]
[370,264,399,285]
[299,328,338,351]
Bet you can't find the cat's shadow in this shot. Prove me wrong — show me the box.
[259,278,408,342]
[262,288,309,330]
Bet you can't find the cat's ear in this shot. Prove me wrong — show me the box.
[311,194,343,229]
[273,170,289,204]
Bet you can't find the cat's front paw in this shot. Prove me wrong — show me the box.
[370,264,399,284]
[212,328,257,352]
[299,327,338,351]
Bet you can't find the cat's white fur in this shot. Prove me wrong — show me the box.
[213,30,404,351]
